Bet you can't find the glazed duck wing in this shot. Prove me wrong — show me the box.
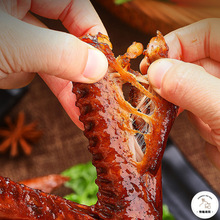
[0,32,177,220]
[0,177,97,219]
[73,32,178,219]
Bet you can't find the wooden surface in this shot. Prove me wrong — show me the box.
[95,0,220,35]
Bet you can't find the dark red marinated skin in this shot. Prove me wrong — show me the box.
[73,32,178,219]
[0,32,177,220]
[0,177,97,220]
[19,174,69,194]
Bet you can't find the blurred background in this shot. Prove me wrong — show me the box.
[1,0,220,219]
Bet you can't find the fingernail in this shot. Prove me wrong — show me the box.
[82,49,108,80]
[148,59,173,89]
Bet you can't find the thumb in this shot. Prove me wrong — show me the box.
[0,11,108,88]
[148,58,220,127]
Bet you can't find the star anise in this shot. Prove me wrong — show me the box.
[0,112,42,157]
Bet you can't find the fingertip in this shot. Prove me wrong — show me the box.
[164,32,182,60]
[37,31,108,84]
[148,59,174,90]
[81,48,108,83]
[139,58,148,75]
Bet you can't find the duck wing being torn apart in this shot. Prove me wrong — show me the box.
[0,32,178,220]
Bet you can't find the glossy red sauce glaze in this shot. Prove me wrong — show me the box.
[73,32,178,219]
[0,32,178,220]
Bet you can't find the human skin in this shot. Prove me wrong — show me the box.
[0,0,108,129]
[141,18,220,169]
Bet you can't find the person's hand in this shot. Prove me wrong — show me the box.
[140,18,220,169]
[0,0,108,129]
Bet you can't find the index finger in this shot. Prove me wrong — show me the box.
[165,18,220,62]
[31,0,107,36]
